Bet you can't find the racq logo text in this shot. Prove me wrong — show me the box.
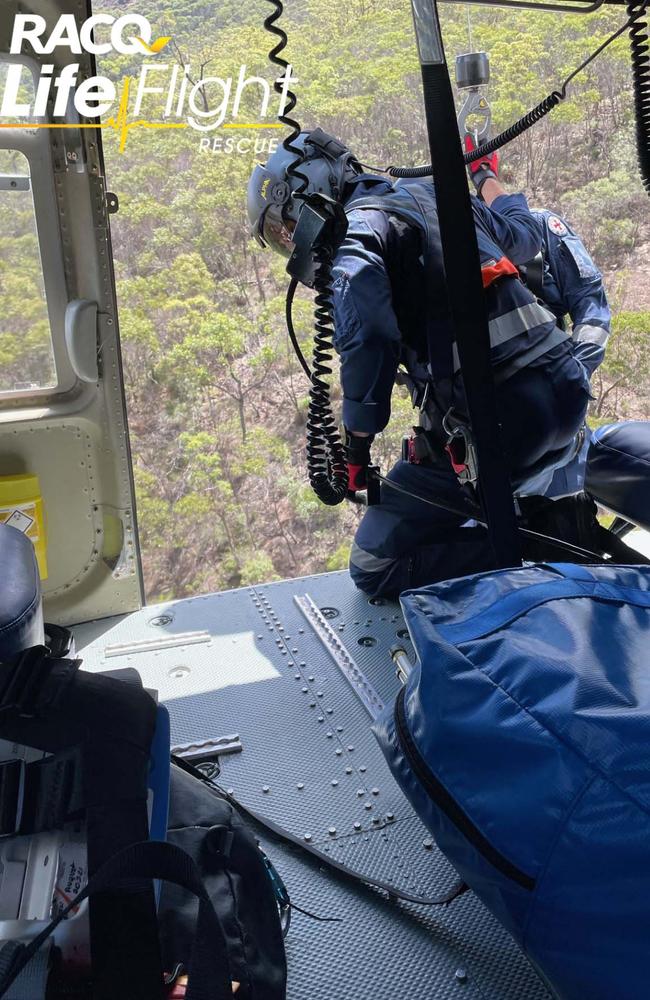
[2,14,294,149]
[9,13,170,56]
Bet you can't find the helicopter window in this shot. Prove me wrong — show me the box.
[0,148,57,395]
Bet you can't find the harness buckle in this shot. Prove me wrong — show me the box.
[442,409,479,486]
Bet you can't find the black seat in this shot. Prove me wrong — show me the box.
[0,523,44,661]
[585,421,650,532]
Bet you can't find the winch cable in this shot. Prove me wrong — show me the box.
[386,3,650,181]
[372,471,614,564]
[409,0,522,568]
[265,0,348,506]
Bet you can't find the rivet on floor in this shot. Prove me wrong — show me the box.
[345,767,353,775]
[455,969,468,984]
[304,833,312,842]
[359,765,367,773]
[347,745,355,752]
[371,787,379,796]
[294,673,300,680]
[326,708,334,715]
[331,780,338,787]
[297,782,304,790]
[336,726,344,733]
[357,789,364,797]
[326,731,333,739]
[386,812,395,822]
[262,785,270,793]
[309,701,316,708]
[328,826,336,836]
[318,717,324,723]
[335,749,342,756]
[423,838,434,850]
[301,687,308,693]
[364,803,372,811]
[308,675,315,682]
[353,822,362,831]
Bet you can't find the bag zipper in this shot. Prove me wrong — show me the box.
[394,687,535,891]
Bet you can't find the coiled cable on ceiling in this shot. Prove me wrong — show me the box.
[387,6,649,183]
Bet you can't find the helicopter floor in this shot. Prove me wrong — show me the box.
[74,570,550,1000]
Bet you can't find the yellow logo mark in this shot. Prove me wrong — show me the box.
[136,36,172,54]
[261,177,270,199]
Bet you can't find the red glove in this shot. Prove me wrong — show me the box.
[464,134,498,197]
[345,430,373,494]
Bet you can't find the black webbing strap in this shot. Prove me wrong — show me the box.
[0,841,233,1000]
[409,0,522,569]
[0,654,164,1000]
[173,759,467,908]
[18,750,84,835]
[0,941,50,1000]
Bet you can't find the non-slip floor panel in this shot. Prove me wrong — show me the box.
[74,570,550,1000]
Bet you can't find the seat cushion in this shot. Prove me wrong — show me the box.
[585,421,650,531]
[0,523,44,660]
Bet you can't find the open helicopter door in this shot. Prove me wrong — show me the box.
[0,1,143,626]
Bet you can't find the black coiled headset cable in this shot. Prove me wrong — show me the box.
[305,246,348,505]
[264,0,348,504]
[627,1,650,192]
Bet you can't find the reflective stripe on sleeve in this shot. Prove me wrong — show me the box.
[573,323,610,347]
[488,301,558,347]
[350,542,396,573]
[452,301,559,372]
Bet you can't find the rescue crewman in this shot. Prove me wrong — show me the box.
[247,130,592,598]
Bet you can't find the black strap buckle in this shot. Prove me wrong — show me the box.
[0,646,52,718]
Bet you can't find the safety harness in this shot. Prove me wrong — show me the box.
[346,182,567,485]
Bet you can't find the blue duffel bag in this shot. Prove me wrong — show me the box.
[374,562,650,1000]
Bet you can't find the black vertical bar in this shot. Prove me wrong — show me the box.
[409,0,522,568]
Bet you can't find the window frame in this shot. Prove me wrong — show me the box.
[0,55,77,405]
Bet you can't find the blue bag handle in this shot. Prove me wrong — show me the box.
[435,567,650,645]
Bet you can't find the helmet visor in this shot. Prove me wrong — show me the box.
[260,203,295,259]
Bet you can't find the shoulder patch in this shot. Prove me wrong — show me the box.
[547,215,568,237]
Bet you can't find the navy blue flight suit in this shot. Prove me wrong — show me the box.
[530,210,611,498]
[332,178,591,599]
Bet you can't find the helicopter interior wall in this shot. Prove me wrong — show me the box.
[74,569,551,1000]
[0,2,144,625]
